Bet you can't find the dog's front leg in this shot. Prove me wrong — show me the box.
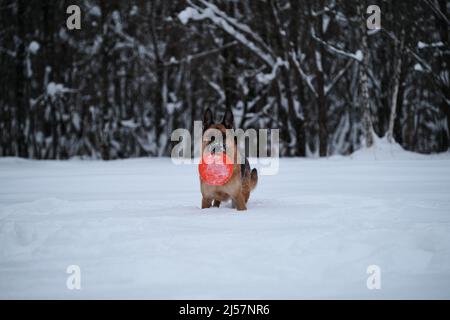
[201,197,213,209]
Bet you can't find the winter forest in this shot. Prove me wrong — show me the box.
[0,0,449,159]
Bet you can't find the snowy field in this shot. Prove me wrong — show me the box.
[1,140,450,299]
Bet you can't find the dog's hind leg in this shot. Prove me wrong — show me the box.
[213,200,221,207]
[243,190,250,204]
[232,193,247,211]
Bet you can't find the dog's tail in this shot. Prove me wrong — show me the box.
[250,168,258,191]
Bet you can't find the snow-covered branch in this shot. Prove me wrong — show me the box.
[113,27,154,61]
[290,50,318,98]
[0,46,15,57]
[178,3,275,67]
[311,27,363,62]
[164,41,238,67]
[197,0,275,57]
[417,41,445,49]
[256,57,288,84]
[383,29,433,73]
[424,0,450,25]
[311,3,337,17]
[325,59,354,96]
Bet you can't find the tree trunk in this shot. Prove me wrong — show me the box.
[358,3,374,147]
[436,0,450,151]
[270,0,305,156]
[15,0,27,157]
[387,32,404,143]
[100,0,111,160]
[315,0,328,157]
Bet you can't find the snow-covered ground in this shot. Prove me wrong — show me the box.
[1,139,450,299]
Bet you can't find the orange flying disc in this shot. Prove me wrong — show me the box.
[199,152,234,186]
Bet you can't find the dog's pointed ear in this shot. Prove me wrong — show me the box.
[203,108,213,131]
[222,108,234,129]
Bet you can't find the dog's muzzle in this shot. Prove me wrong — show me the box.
[207,141,225,154]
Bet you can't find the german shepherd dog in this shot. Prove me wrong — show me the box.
[201,108,258,211]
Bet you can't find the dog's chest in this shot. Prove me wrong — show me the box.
[200,183,232,201]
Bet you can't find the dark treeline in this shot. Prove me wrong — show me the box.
[0,0,448,159]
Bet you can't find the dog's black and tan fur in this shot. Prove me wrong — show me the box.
[200,108,258,211]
